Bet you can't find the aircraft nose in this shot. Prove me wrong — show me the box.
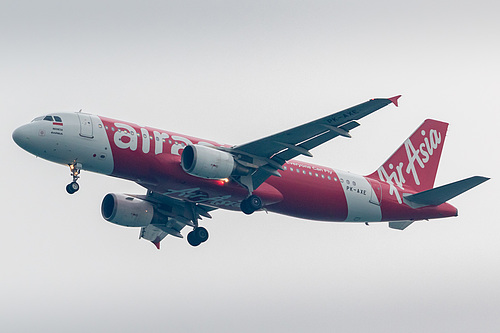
[12,124,31,150]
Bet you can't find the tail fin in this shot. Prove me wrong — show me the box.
[367,119,449,192]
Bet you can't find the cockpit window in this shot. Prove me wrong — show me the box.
[31,115,63,122]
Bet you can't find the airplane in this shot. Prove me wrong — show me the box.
[12,95,489,249]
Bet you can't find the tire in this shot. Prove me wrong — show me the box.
[187,231,202,247]
[240,199,254,215]
[247,195,262,211]
[70,182,79,193]
[66,183,78,194]
[194,227,209,243]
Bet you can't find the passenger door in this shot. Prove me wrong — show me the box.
[77,113,94,138]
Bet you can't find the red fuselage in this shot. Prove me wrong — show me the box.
[99,116,457,223]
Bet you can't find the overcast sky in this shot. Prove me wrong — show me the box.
[1,1,499,332]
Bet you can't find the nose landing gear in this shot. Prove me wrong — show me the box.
[66,162,82,194]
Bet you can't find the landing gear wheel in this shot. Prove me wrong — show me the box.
[240,195,262,215]
[240,199,253,215]
[193,227,209,243]
[248,195,262,211]
[66,182,79,194]
[187,232,201,247]
[187,227,209,247]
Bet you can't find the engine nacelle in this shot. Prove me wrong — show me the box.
[101,193,154,227]
[181,144,240,180]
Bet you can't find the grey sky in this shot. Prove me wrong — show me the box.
[1,1,499,332]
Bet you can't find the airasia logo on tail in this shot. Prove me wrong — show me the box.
[377,126,443,204]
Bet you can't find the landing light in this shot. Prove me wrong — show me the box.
[216,178,229,185]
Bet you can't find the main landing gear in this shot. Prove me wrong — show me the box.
[66,162,81,194]
[240,194,263,215]
[185,194,262,247]
[187,227,209,247]
[185,201,210,247]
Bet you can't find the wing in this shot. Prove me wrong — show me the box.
[133,191,217,249]
[226,96,401,191]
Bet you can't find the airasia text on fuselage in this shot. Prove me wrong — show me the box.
[111,122,216,156]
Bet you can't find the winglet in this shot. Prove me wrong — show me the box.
[152,241,161,250]
[388,95,401,107]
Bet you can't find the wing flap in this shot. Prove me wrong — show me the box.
[273,121,361,162]
[234,98,397,159]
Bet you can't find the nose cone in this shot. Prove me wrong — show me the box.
[12,125,31,150]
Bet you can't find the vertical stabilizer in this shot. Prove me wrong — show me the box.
[367,119,449,194]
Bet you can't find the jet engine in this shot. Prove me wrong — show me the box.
[101,193,155,227]
[181,144,250,180]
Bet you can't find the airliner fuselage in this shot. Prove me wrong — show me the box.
[12,97,487,248]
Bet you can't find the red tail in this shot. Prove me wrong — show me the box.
[367,119,449,192]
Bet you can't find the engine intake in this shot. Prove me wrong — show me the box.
[101,193,155,227]
[181,144,249,180]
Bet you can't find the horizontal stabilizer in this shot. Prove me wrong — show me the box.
[389,221,414,230]
[404,176,489,208]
